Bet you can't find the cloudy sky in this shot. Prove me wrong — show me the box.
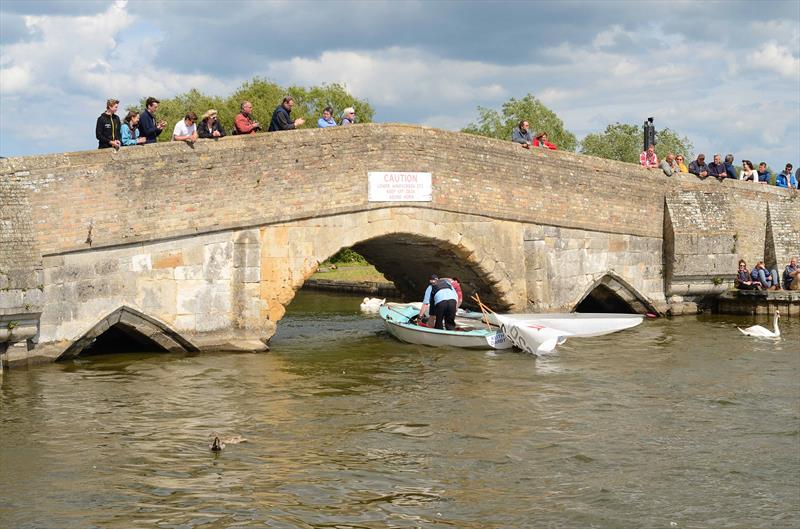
[1,0,798,169]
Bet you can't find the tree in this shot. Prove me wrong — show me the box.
[138,79,374,142]
[580,122,694,164]
[462,94,578,152]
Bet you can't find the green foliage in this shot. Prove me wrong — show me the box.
[328,248,368,265]
[138,79,373,142]
[580,122,694,164]
[461,94,578,152]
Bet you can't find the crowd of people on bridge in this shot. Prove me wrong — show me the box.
[95,97,357,150]
[735,256,799,291]
[637,144,799,190]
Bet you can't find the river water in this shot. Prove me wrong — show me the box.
[1,290,798,529]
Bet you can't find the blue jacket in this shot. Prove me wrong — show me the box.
[757,170,770,183]
[317,117,336,128]
[775,171,797,188]
[269,105,295,132]
[120,124,140,146]
[724,163,738,179]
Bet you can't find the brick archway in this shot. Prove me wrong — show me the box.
[58,306,198,360]
[572,272,659,315]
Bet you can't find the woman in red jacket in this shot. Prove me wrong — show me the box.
[534,132,557,150]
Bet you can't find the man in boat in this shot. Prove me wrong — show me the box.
[419,275,458,331]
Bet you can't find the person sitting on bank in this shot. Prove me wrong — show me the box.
[234,101,261,135]
[688,154,709,178]
[534,132,557,150]
[660,152,678,176]
[783,256,799,290]
[675,154,689,172]
[511,120,533,149]
[639,144,658,169]
[751,261,780,290]
[96,98,121,149]
[735,260,761,290]
[198,109,226,139]
[269,96,306,131]
[418,274,458,331]
[340,107,356,126]
[318,106,337,128]
[172,112,198,144]
[120,110,146,146]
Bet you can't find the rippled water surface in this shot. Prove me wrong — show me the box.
[2,291,799,528]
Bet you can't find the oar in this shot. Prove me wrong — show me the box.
[471,294,495,331]
[384,304,419,324]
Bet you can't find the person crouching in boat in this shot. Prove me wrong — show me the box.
[419,275,458,330]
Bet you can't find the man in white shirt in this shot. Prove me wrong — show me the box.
[173,112,198,144]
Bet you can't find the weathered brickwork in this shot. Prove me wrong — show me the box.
[0,124,797,365]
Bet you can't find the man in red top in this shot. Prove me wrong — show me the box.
[234,101,261,135]
[640,144,658,168]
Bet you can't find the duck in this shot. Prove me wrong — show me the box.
[209,436,225,452]
[738,310,781,338]
[360,297,385,312]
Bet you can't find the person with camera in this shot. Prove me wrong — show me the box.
[269,96,305,131]
[138,97,167,144]
[234,101,261,135]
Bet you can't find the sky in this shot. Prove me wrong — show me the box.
[1,0,799,170]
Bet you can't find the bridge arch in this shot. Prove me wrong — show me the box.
[58,306,198,360]
[572,272,659,314]
[268,209,525,320]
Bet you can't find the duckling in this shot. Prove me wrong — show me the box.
[209,436,225,452]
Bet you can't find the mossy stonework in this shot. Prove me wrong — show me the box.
[1,124,798,366]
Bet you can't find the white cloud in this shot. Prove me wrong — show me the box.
[745,42,800,78]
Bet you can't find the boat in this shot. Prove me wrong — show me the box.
[492,312,644,354]
[379,302,512,350]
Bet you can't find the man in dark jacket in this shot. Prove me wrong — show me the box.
[138,97,167,144]
[96,98,121,149]
[688,154,709,178]
[268,96,305,131]
[707,154,728,181]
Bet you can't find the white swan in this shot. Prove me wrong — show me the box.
[360,297,385,312]
[738,310,781,338]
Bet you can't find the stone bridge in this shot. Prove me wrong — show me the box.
[1,124,798,366]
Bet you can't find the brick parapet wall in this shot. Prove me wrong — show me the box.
[1,123,795,260]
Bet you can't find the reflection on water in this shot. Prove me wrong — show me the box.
[1,290,799,529]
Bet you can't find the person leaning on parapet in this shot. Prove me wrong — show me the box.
[198,109,226,139]
[534,132,557,150]
[688,154,709,178]
[735,260,761,290]
[639,144,658,169]
[740,160,758,182]
[269,96,306,132]
[723,154,738,179]
[172,112,198,144]
[707,154,728,181]
[96,98,121,149]
[675,154,689,172]
[660,152,678,176]
[751,260,781,290]
[783,256,799,290]
[511,120,533,149]
[756,162,771,184]
[120,111,146,146]
[233,101,260,135]
[138,97,167,144]
[340,107,356,126]
[318,106,337,128]
[775,163,798,189]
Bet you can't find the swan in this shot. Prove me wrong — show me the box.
[738,310,781,338]
[360,297,385,312]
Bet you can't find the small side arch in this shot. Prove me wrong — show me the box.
[572,272,659,314]
[58,306,199,360]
